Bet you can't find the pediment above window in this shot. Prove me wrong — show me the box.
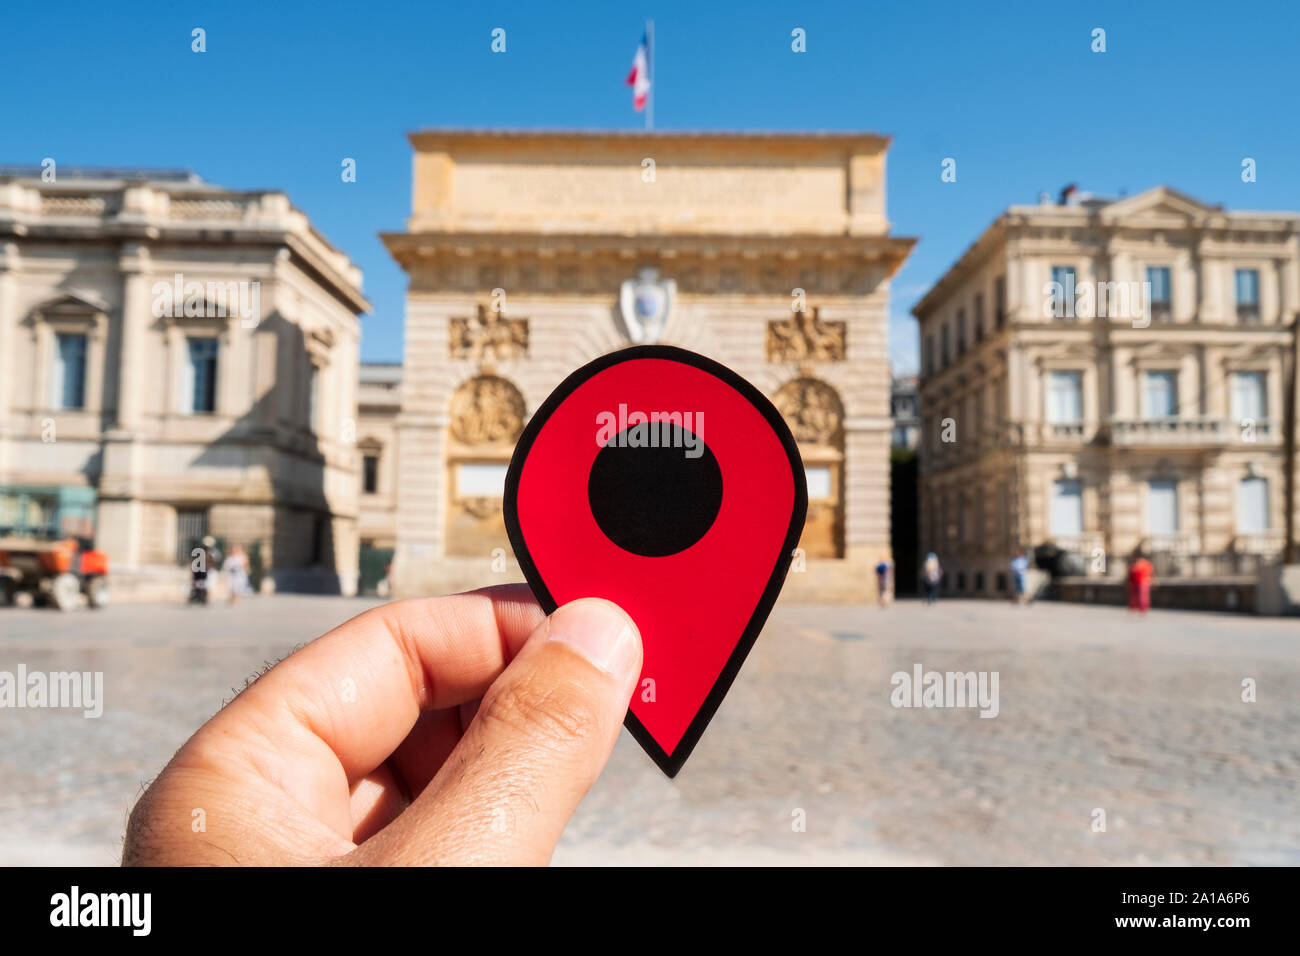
[29,290,111,319]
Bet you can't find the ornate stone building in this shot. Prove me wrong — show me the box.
[381,130,914,601]
[0,168,368,597]
[913,186,1299,601]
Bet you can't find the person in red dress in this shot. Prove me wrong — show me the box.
[1127,550,1154,613]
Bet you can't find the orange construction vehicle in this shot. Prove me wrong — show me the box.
[0,486,110,610]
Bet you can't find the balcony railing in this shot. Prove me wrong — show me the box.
[1230,418,1276,443]
[1046,536,1286,579]
[926,418,1276,461]
[1109,417,1279,446]
[1231,530,1286,555]
[1143,532,1201,554]
[19,186,277,230]
[1150,550,1268,578]
[1134,529,1287,577]
[40,194,122,217]
[169,198,251,221]
[1110,417,1225,445]
[1142,533,1201,577]
[1052,532,1107,565]
[1044,421,1089,441]
[998,421,1099,446]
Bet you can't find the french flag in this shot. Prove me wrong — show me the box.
[626,32,650,112]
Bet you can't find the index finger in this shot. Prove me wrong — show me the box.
[189,584,545,785]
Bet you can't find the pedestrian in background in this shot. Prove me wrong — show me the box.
[1010,549,1030,606]
[921,552,943,605]
[189,535,222,605]
[1127,549,1154,614]
[874,555,893,608]
[223,543,251,605]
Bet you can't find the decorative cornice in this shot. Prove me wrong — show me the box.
[383,230,914,261]
[383,231,915,294]
[913,185,1300,322]
[0,181,370,315]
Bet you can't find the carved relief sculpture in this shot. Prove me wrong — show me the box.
[449,304,528,369]
[772,378,845,446]
[449,375,526,446]
[766,308,846,363]
[459,497,501,520]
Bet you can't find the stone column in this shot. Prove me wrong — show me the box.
[1006,344,1026,420]
[391,294,452,597]
[1199,243,1223,322]
[391,414,447,596]
[1109,240,1131,286]
[1192,232,1207,320]
[1263,262,1282,325]
[1112,347,1134,419]
[1202,344,1223,418]
[1279,242,1300,322]
[1005,245,1023,321]
[97,242,152,569]
[1098,344,1115,422]
[1195,344,1210,417]
[215,316,239,418]
[1023,258,1041,322]
[114,242,151,431]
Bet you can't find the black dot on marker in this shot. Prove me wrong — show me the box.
[587,424,723,557]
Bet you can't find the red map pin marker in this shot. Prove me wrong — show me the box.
[504,345,807,776]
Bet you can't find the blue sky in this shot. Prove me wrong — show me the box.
[4,0,1298,372]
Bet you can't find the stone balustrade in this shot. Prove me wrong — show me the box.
[1231,530,1286,555]
[1110,417,1225,445]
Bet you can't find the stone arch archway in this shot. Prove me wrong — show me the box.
[445,375,526,557]
[772,378,845,559]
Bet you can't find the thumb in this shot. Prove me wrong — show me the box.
[356,597,642,865]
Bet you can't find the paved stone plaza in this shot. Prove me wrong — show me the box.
[1,595,1296,866]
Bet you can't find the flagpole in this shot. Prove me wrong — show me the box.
[646,19,654,132]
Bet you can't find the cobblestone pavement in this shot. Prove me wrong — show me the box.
[1,595,1296,865]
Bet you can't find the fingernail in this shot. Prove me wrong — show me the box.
[547,599,639,677]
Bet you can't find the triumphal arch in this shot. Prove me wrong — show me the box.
[381,129,914,601]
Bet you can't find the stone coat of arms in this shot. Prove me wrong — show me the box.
[618,267,675,344]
